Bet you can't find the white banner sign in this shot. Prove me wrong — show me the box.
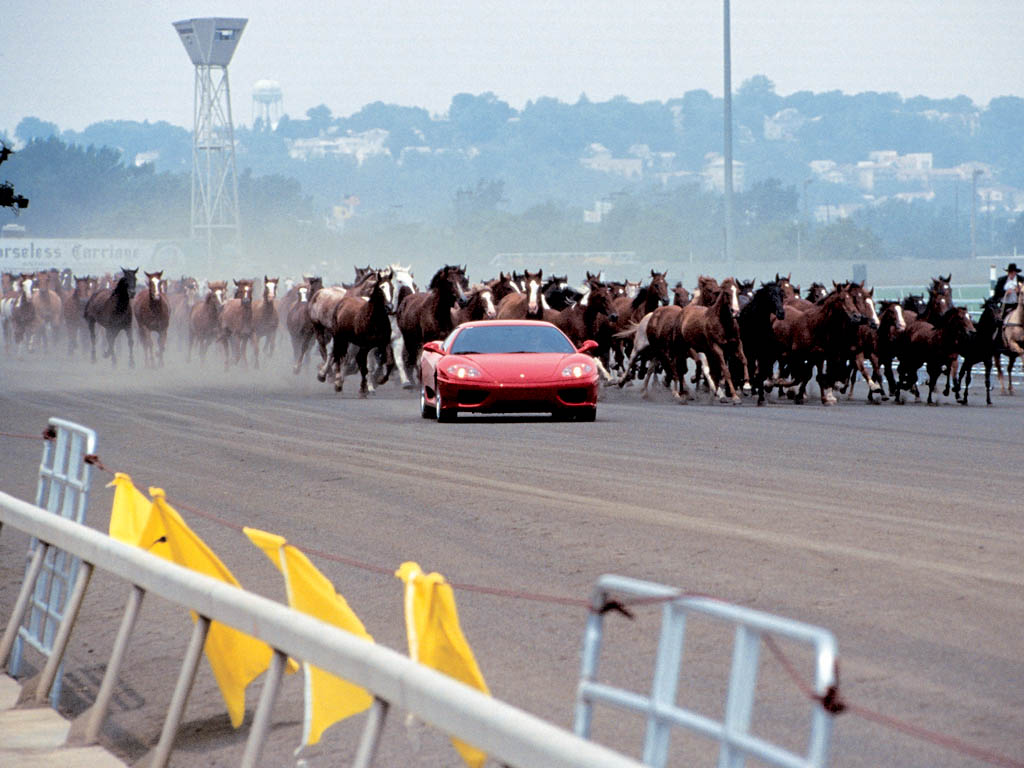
[0,239,188,274]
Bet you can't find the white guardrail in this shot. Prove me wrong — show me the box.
[0,490,646,768]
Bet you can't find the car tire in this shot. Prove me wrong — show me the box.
[435,384,456,422]
[420,385,435,419]
[577,406,597,422]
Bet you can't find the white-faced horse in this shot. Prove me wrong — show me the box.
[388,264,417,387]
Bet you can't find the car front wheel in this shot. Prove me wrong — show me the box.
[435,383,456,422]
[420,385,435,419]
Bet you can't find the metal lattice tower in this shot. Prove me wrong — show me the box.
[173,17,247,263]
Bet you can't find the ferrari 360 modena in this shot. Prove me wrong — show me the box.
[418,320,600,421]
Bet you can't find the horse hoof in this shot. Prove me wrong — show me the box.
[316,373,327,382]
[402,381,415,390]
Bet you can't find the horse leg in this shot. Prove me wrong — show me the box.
[332,339,348,393]
[944,358,958,397]
[984,358,993,405]
[250,333,259,370]
[956,359,971,405]
[356,346,373,397]
[157,329,167,367]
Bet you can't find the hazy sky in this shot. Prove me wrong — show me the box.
[3,1,1022,135]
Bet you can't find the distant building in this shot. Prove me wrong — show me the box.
[580,144,643,179]
[702,153,745,193]
[287,129,391,165]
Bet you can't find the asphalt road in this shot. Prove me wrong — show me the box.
[0,349,1021,768]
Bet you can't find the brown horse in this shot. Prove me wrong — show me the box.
[894,305,975,404]
[83,267,138,367]
[218,279,257,370]
[252,276,280,357]
[63,276,95,356]
[679,277,748,402]
[132,270,170,368]
[672,282,691,307]
[309,280,354,377]
[396,265,467,382]
[325,269,395,394]
[496,269,545,319]
[486,272,521,306]
[621,305,687,399]
[544,277,618,380]
[609,270,669,374]
[695,275,720,306]
[4,274,37,355]
[168,276,200,351]
[453,284,497,325]
[30,271,63,351]
[997,287,1023,395]
[187,281,227,365]
[770,284,864,405]
[286,277,321,374]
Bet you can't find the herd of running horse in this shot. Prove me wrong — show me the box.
[2,264,1022,406]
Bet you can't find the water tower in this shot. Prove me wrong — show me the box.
[173,17,247,263]
[252,79,283,131]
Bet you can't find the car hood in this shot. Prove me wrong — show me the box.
[458,352,581,381]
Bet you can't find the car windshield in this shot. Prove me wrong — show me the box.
[449,325,576,355]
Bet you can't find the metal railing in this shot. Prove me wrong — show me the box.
[9,418,97,708]
[0,491,645,768]
[575,574,838,768]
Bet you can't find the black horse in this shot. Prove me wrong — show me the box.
[956,296,1002,406]
[83,267,138,367]
[735,279,786,406]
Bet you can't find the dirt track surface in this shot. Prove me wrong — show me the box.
[1,349,1022,768]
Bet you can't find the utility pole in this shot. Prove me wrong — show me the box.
[971,168,983,259]
[722,0,734,264]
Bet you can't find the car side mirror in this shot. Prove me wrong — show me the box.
[577,339,599,354]
[422,341,444,355]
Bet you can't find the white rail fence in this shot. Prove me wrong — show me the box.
[0,490,646,768]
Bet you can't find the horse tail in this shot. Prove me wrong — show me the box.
[613,321,642,339]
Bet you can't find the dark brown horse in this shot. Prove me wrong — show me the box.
[83,267,138,367]
[485,272,521,306]
[544,277,618,380]
[956,296,1002,405]
[894,305,975,404]
[218,279,257,370]
[396,265,467,382]
[132,270,170,368]
[187,281,227,365]
[325,269,395,394]
[453,284,498,325]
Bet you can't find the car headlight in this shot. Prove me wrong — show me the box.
[446,364,481,379]
[562,363,594,378]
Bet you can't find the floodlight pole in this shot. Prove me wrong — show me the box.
[174,18,247,267]
[723,0,735,264]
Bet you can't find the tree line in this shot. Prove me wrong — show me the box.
[3,77,1023,272]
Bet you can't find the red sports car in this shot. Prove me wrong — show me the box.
[418,320,600,421]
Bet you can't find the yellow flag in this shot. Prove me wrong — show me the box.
[245,527,374,745]
[106,473,169,558]
[396,561,489,768]
[148,489,272,728]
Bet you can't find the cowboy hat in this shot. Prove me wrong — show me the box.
[1006,263,1019,273]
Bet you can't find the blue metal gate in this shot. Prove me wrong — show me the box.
[575,574,839,768]
[8,418,97,707]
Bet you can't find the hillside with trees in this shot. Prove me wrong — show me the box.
[3,77,1022,272]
